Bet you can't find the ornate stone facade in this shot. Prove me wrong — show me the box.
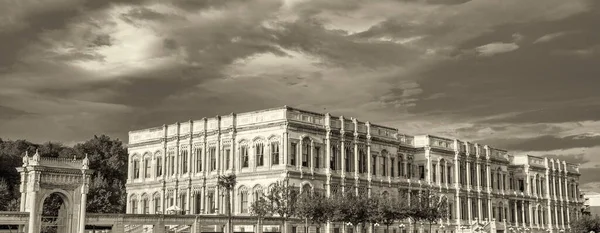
[126,106,583,233]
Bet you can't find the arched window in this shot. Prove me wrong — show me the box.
[153,194,161,214]
[398,156,404,177]
[256,143,264,167]
[271,142,280,165]
[345,146,352,172]
[371,154,377,175]
[314,146,321,169]
[130,196,138,214]
[240,189,249,213]
[142,197,149,214]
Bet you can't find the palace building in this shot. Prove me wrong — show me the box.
[125,106,583,233]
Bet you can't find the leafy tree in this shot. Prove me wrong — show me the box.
[218,174,237,233]
[571,215,600,233]
[0,178,13,211]
[250,197,272,233]
[264,179,300,233]
[371,195,409,233]
[296,191,331,233]
[73,135,128,213]
[329,190,371,233]
[412,190,448,233]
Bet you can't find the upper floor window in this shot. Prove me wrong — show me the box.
[271,142,279,165]
[419,165,425,180]
[447,165,452,184]
[144,158,151,178]
[372,155,377,175]
[382,157,387,177]
[241,145,249,168]
[290,143,297,166]
[302,140,310,167]
[195,147,202,172]
[225,148,231,170]
[210,147,216,171]
[432,164,437,182]
[330,146,337,170]
[181,149,188,174]
[133,159,140,179]
[256,143,265,167]
[390,158,395,177]
[314,146,320,168]
[518,179,525,192]
[153,195,161,214]
[440,164,445,184]
[156,157,163,177]
[398,157,404,177]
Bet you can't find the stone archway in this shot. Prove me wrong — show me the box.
[16,150,93,233]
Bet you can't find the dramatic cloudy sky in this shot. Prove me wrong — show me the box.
[1,0,599,187]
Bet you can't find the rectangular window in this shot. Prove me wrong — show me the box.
[271,142,279,165]
[210,147,216,171]
[181,195,188,214]
[330,146,336,170]
[345,148,351,172]
[225,148,231,170]
[398,158,403,177]
[440,164,445,184]
[133,160,140,179]
[256,144,264,167]
[207,192,214,214]
[302,143,309,167]
[382,157,387,176]
[290,143,297,166]
[519,179,525,192]
[156,157,162,177]
[195,148,202,172]
[145,159,151,178]
[447,165,452,184]
[154,196,161,214]
[242,146,249,168]
[182,150,188,174]
[432,164,437,183]
[170,156,175,176]
[314,146,320,168]
[419,165,425,180]
[143,199,149,214]
[372,156,377,175]
[391,158,395,177]
[241,192,248,213]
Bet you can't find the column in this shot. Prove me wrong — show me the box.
[340,138,346,177]
[547,203,553,229]
[514,201,519,227]
[454,155,459,187]
[528,201,534,228]
[476,162,481,190]
[488,198,493,222]
[456,196,462,225]
[478,197,483,220]
[486,163,491,192]
[521,201,526,226]
[554,204,559,229]
[27,190,38,233]
[311,141,315,173]
[201,186,206,214]
[566,206,571,228]
[283,131,288,166]
[426,148,432,184]
[560,205,565,228]
[468,197,473,223]
[326,129,332,175]
[79,178,89,233]
[354,141,359,177]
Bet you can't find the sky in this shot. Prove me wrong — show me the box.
[1,0,599,189]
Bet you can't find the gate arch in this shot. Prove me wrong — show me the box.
[17,150,93,233]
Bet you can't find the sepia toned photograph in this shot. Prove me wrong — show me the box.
[0,0,599,233]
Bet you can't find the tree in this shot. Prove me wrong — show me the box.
[329,190,371,233]
[296,191,331,233]
[571,215,600,233]
[73,135,128,213]
[371,195,409,233]
[264,179,300,233]
[0,178,13,211]
[250,197,272,233]
[412,190,448,233]
[218,174,237,233]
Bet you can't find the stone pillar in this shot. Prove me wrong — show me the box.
[27,190,38,233]
[467,197,473,223]
[341,138,346,177]
[514,201,519,227]
[476,162,481,190]
[456,196,462,225]
[283,131,288,166]
[425,147,431,184]
[311,141,315,173]
[521,201,526,226]
[79,184,89,233]
[466,162,471,189]
[477,197,482,220]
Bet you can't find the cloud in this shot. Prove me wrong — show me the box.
[474,42,519,56]
[533,31,570,43]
